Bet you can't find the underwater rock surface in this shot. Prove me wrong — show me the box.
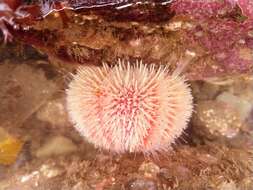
[0,0,252,80]
[0,0,252,189]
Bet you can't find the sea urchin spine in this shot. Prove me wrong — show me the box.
[66,60,193,156]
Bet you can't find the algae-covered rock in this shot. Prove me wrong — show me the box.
[0,128,23,165]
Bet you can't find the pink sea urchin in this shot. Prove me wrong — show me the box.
[66,60,193,156]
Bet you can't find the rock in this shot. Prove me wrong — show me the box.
[192,100,242,138]
[0,63,57,131]
[40,164,64,178]
[218,181,238,190]
[159,165,191,182]
[125,178,157,190]
[71,182,91,190]
[138,162,160,178]
[13,141,32,168]
[20,170,40,185]
[216,92,252,121]
[191,81,221,101]
[197,153,218,165]
[247,109,253,127]
[36,97,69,127]
[36,136,77,158]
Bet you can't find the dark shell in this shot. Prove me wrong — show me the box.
[0,0,174,42]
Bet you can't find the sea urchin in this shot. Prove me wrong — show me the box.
[66,60,193,156]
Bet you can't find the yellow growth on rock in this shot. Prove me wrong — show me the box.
[0,132,23,165]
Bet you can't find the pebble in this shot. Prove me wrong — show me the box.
[216,92,252,121]
[125,178,157,190]
[161,164,191,180]
[193,100,242,138]
[71,182,91,190]
[138,162,160,178]
[40,164,63,178]
[36,97,70,127]
[36,136,77,158]
[218,181,238,190]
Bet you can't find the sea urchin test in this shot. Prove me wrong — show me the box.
[66,60,193,155]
